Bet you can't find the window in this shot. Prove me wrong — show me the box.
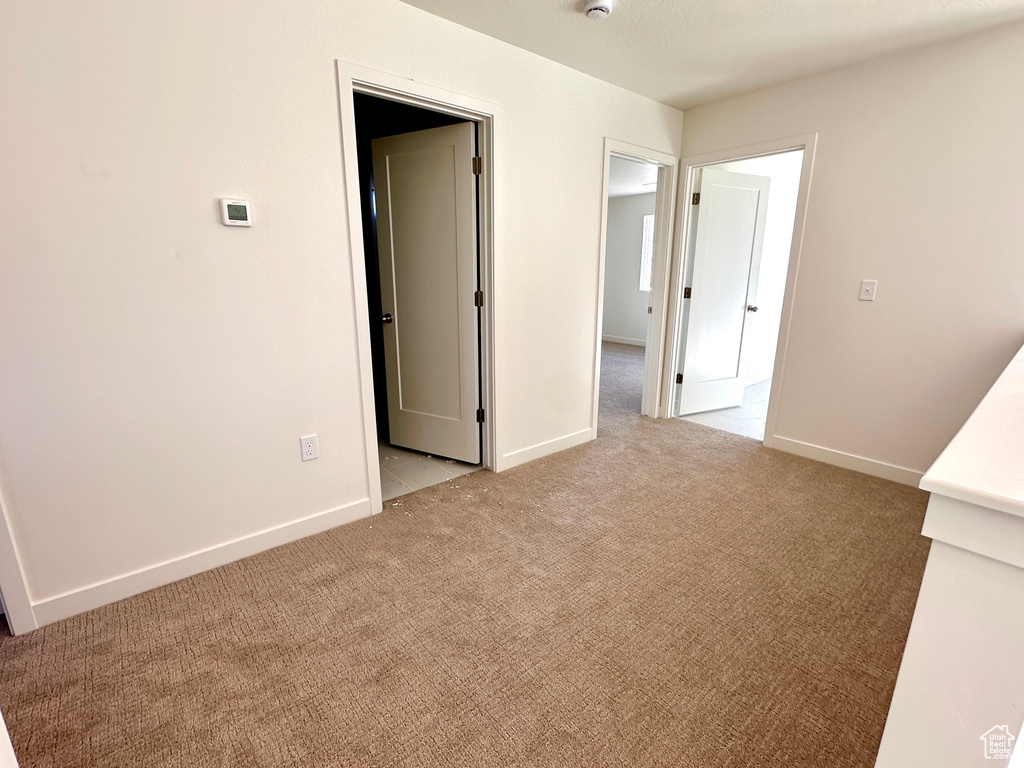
[639,214,655,292]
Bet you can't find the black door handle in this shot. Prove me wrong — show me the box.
[381,313,393,324]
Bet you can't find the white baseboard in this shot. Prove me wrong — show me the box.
[602,335,646,347]
[30,498,374,629]
[498,427,593,472]
[764,434,924,487]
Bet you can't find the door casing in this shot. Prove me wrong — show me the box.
[662,134,819,449]
[592,139,680,431]
[336,61,499,513]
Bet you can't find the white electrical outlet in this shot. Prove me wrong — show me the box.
[300,435,318,461]
[859,280,878,301]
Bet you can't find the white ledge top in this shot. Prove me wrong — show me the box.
[920,342,1024,518]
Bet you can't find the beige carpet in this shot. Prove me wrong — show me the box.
[0,343,931,767]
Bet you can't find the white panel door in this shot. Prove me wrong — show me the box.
[372,122,480,463]
[677,167,770,416]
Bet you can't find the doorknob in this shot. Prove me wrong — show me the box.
[381,313,393,324]
[746,305,758,313]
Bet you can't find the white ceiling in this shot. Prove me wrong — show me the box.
[400,0,1024,109]
[608,156,658,198]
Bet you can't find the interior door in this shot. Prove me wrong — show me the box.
[372,122,480,463]
[677,167,770,415]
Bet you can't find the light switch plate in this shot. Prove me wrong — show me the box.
[859,280,878,301]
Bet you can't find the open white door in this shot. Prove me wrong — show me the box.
[372,122,480,463]
[677,167,770,416]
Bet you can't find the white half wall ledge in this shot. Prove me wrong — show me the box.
[28,498,374,631]
[875,540,1024,767]
[921,494,1024,572]
[499,427,593,472]
[876,342,1024,767]
[763,434,924,487]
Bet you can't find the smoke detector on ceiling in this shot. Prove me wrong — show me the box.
[584,0,614,20]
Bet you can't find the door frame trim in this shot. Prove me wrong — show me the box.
[662,133,819,450]
[335,61,499,509]
[593,139,679,432]
[0,480,37,634]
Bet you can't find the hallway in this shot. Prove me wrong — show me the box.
[600,341,770,440]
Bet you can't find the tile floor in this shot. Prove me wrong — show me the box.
[378,440,481,501]
[679,379,772,441]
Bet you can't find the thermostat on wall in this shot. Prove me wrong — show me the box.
[219,198,252,227]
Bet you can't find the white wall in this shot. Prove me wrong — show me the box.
[681,21,1024,482]
[602,193,655,346]
[0,710,16,768]
[712,151,803,385]
[0,0,683,628]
